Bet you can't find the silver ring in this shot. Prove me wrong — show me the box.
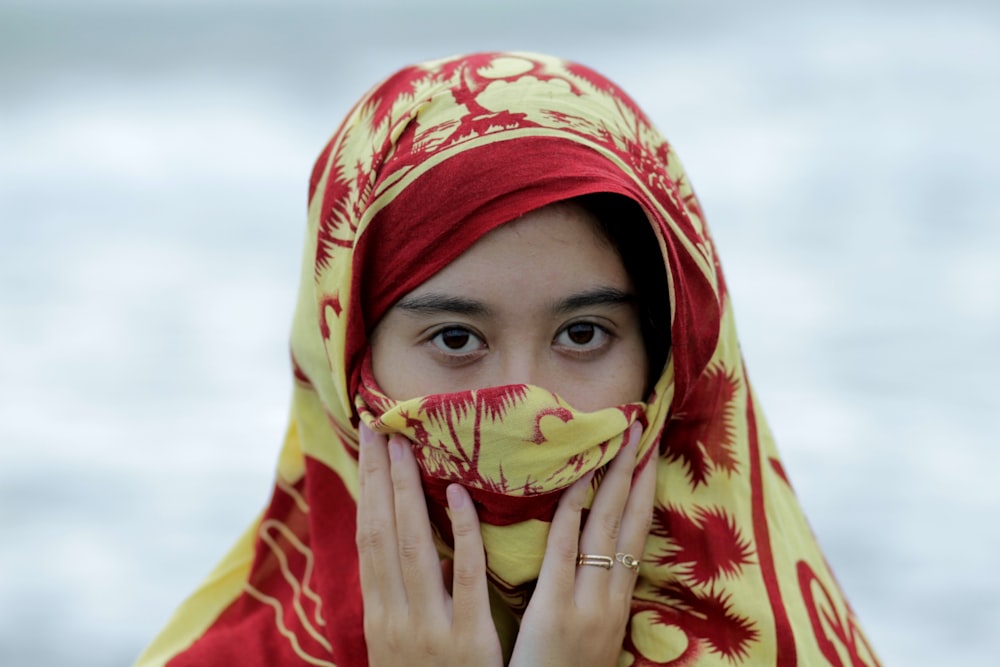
[615,552,641,571]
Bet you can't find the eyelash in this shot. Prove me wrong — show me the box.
[425,320,614,363]
[427,326,488,361]
[553,321,613,356]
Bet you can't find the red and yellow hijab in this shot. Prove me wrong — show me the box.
[136,52,880,666]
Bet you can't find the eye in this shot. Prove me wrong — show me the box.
[429,326,486,356]
[554,321,611,353]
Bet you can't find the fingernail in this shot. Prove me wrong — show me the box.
[388,437,404,461]
[447,484,467,509]
[359,422,372,447]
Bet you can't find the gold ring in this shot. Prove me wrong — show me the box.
[615,552,641,571]
[576,553,614,569]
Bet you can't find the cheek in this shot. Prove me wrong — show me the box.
[369,330,416,400]
[616,333,650,402]
[370,329,461,401]
[607,353,649,405]
[369,338,391,392]
[561,340,648,412]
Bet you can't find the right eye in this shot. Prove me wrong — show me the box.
[429,326,487,356]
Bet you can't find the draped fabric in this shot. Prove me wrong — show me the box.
[356,357,653,618]
[136,52,880,666]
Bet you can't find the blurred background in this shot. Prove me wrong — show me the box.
[2,0,998,664]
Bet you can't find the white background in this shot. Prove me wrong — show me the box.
[1,0,998,665]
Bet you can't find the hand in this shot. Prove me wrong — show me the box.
[356,423,504,667]
[509,423,655,667]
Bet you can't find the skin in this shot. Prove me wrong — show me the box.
[369,201,648,411]
[358,202,658,666]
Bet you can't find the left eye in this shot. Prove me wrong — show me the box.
[554,322,610,350]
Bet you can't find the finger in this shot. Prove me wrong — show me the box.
[446,484,493,630]
[611,428,657,591]
[532,470,595,602]
[356,423,405,609]
[576,423,643,592]
[389,433,447,615]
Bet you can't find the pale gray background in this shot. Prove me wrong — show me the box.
[2,0,998,665]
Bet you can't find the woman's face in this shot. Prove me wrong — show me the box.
[370,202,648,412]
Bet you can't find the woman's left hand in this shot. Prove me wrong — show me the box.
[508,422,656,667]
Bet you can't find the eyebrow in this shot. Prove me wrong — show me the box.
[394,286,633,317]
[394,293,492,316]
[552,287,635,314]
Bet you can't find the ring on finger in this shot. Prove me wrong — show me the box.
[577,553,614,569]
[615,552,641,572]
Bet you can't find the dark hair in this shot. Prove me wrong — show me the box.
[576,192,671,393]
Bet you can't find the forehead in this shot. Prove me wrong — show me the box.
[406,202,629,304]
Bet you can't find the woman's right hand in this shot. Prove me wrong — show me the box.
[356,423,504,667]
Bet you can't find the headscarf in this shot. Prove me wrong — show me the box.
[136,52,880,666]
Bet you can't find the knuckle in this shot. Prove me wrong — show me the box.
[356,521,389,553]
[396,531,422,562]
[413,633,441,659]
[414,623,455,660]
[610,589,633,614]
[550,532,579,563]
[451,514,478,539]
[574,604,629,644]
[565,488,587,513]
[599,511,622,541]
[365,607,404,653]
[390,467,412,493]
[383,618,409,653]
[360,451,381,475]
[452,561,480,590]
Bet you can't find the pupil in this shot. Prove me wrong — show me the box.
[567,323,595,344]
[441,329,470,349]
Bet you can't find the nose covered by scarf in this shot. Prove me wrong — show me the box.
[356,355,652,605]
[136,52,881,667]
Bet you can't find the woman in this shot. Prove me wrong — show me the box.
[136,52,880,666]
